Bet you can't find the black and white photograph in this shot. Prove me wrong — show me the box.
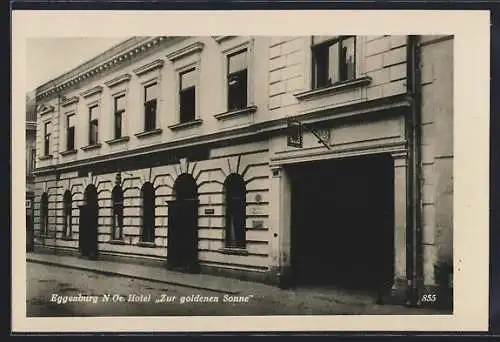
[12,10,490,332]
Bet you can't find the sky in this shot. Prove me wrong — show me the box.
[26,37,126,92]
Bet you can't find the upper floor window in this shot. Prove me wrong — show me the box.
[312,36,356,89]
[227,49,248,111]
[179,68,196,123]
[88,105,99,145]
[43,121,51,156]
[114,95,126,139]
[144,83,158,132]
[66,114,75,151]
[224,174,246,249]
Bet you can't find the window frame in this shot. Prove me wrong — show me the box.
[311,35,357,89]
[88,104,100,146]
[63,190,72,238]
[29,148,36,173]
[40,192,49,235]
[220,38,254,113]
[112,185,124,241]
[223,174,247,249]
[43,121,51,156]
[66,113,76,151]
[143,82,158,132]
[226,48,249,112]
[113,94,126,139]
[178,66,197,124]
[140,182,156,244]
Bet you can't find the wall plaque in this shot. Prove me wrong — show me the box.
[205,208,215,215]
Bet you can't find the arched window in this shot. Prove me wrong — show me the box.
[63,190,72,238]
[224,174,246,248]
[141,182,155,243]
[112,186,124,240]
[40,192,49,235]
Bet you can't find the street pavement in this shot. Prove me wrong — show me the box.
[27,261,448,316]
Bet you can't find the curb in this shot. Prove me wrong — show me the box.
[27,257,240,295]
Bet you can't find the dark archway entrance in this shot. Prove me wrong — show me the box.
[167,173,199,272]
[79,184,99,259]
[288,153,395,296]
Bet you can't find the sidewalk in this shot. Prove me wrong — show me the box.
[26,252,278,295]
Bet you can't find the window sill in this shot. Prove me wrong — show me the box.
[294,76,372,101]
[214,105,257,121]
[39,155,53,161]
[168,119,203,131]
[105,136,130,145]
[136,241,157,248]
[108,239,126,245]
[60,149,77,156]
[134,128,163,139]
[81,143,102,151]
[217,247,249,256]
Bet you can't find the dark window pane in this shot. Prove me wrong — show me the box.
[313,44,330,88]
[114,112,122,139]
[144,100,157,131]
[340,36,356,81]
[141,183,155,243]
[227,69,248,110]
[89,120,98,145]
[228,50,247,74]
[224,175,246,248]
[67,126,75,150]
[180,87,196,123]
[145,83,157,102]
[44,134,50,156]
[180,69,196,90]
[115,95,126,112]
[30,149,36,171]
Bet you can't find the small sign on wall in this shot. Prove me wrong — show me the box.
[204,208,215,215]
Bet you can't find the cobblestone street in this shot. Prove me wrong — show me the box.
[27,261,447,317]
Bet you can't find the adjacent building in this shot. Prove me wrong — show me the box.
[32,35,453,307]
[26,90,37,251]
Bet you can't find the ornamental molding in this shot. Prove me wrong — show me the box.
[213,36,235,43]
[104,73,132,88]
[80,86,103,99]
[36,36,186,101]
[38,104,54,116]
[166,42,204,62]
[61,96,79,107]
[133,59,165,77]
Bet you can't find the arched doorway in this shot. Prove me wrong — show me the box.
[167,173,199,272]
[79,184,99,259]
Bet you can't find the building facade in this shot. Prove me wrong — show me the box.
[26,91,37,251]
[32,35,453,307]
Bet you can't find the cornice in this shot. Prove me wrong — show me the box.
[104,73,132,88]
[80,86,103,99]
[133,59,165,77]
[33,94,410,177]
[213,36,235,43]
[166,42,204,62]
[36,36,185,101]
[61,96,79,107]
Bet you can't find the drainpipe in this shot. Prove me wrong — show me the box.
[406,35,424,306]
